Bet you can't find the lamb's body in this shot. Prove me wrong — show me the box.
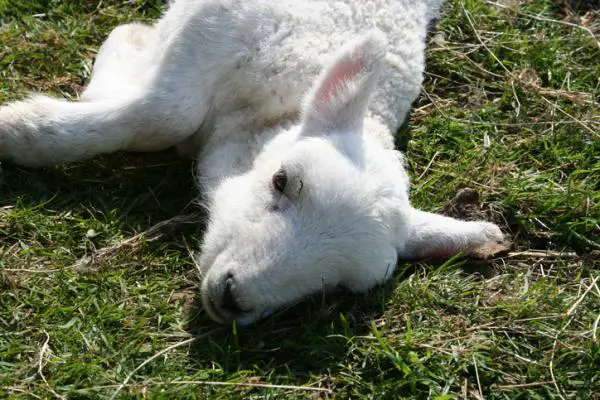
[1,0,434,182]
[0,0,505,325]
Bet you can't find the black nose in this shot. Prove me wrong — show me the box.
[221,274,243,314]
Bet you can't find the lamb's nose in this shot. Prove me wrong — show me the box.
[221,274,243,314]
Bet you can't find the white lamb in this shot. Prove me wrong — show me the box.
[0,0,505,325]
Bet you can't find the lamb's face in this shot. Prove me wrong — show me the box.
[199,31,405,324]
[199,133,409,324]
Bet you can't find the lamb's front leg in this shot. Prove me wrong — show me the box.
[401,208,505,259]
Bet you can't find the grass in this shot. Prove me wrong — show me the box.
[0,0,599,398]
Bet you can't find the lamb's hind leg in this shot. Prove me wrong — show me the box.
[82,23,159,102]
[0,1,240,166]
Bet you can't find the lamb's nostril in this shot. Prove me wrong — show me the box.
[221,275,243,314]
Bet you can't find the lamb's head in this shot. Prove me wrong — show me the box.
[199,32,412,325]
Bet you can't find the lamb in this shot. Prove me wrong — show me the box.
[0,0,505,325]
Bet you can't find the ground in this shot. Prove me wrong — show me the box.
[0,0,599,398]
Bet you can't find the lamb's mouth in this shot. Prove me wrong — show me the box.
[200,288,234,324]
[199,266,265,324]
[202,295,225,324]
[201,285,254,324]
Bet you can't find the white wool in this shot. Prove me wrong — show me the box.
[0,0,504,325]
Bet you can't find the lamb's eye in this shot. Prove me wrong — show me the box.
[272,168,287,193]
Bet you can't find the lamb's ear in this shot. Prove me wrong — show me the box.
[301,30,387,136]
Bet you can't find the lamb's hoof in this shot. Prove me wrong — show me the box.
[481,221,505,243]
[469,222,511,260]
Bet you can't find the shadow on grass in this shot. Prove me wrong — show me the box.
[185,287,393,378]
[0,149,198,240]
[184,258,497,379]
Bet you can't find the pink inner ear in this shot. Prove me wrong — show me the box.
[317,56,364,103]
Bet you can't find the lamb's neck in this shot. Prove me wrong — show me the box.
[195,118,301,196]
[194,113,394,198]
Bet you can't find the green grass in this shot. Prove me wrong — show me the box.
[1,0,599,398]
